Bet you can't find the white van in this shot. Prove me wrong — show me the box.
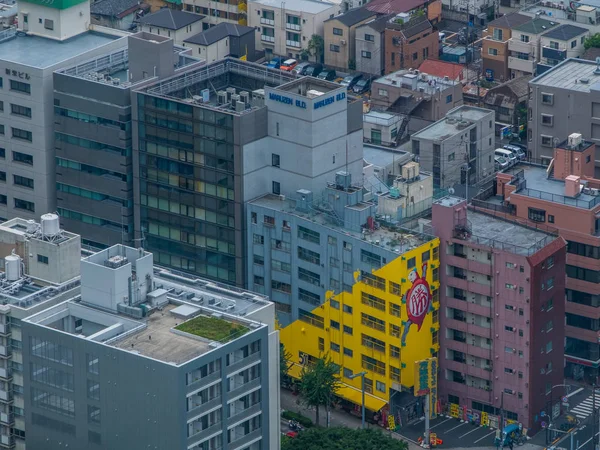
[495,155,510,170]
[495,148,517,166]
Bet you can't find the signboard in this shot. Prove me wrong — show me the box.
[414,358,436,396]
[480,411,489,427]
[430,433,437,446]
[485,69,494,81]
[388,414,397,431]
[450,403,460,418]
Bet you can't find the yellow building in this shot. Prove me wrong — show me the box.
[281,237,441,424]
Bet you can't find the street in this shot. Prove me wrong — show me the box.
[401,416,498,448]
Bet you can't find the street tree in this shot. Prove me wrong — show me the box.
[584,33,600,49]
[307,34,325,63]
[298,355,341,426]
[282,427,409,450]
[280,343,293,383]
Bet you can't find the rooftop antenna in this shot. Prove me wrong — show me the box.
[595,57,600,75]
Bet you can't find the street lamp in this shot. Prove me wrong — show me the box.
[546,383,571,444]
[349,371,368,429]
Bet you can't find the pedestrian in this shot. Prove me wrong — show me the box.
[508,440,513,450]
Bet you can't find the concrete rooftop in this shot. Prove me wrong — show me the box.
[530,58,600,93]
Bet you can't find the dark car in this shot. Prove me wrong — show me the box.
[304,63,323,77]
[508,141,528,152]
[340,73,363,89]
[292,61,312,75]
[317,69,337,81]
[266,57,284,69]
[352,77,371,94]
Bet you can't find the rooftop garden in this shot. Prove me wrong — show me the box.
[175,315,249,342]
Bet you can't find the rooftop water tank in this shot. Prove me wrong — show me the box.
[5,253,21,282]
[40,213,60,237]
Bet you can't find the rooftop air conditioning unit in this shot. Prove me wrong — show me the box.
[340,39,346,45]
[217,91,228,105]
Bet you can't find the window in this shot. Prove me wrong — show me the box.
[365,33,374,41]
[362,334,385,352]
[343,325,353,335]
[318,337,324,352]
[298,308,324,328]
[390,282,401,296]
[412,52,418,60]
[362,313,385,332]
[361,249,381,267]
[87,380,100,400]
[272,259,291,272]
[446,95,453,104]
[11,127,32,142]
[390,345,400,358]
[87,354,99,374]
[362,355,385,375]
[546,341,553,353]
[272,153,280,167]
[330,320,340,330]
[493,28,503,40]
[0,172,5,182]
[571,40,577,48]
[567,265,600,283]
[298,246,320,265]
[549,40,559,49]
[88,405,101,424]
[330,44,340,52]
[521,34,530,43]
[448,152,455,161]
[333,27,343,36]
[343,304,353,314]
[272,280,292,294]
[376,381,386,393]
[298,268,320,286]
[30,363,74,391]
[253,234,264,245]
[361,51,372,59]
[10,104,31,118]
[14,198,34,212]
[9,80,30,94]
[343,241,352,251]
[528,207,546,222]
[272,239,290,252]
[361,271,385,290]
[488,47,498,56]
[254,275,264,286]
[13,175,33,189]
[548,214,554,223]
[541,93,554,105]
[343,368,353,378]
[343,347,353,357]
[390,303,401,317]
[378,88,388,97]
[37,254,48,264]
[541,114,553,126]
[272,181,280,195]
[330,299,340,309]
[505,325,515,332]
[361,292,386,311]
[298,226,320,244]
[13,151,33,165]
[330,342,340,352]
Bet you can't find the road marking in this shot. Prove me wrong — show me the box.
[446,422,468,432]
[473,430,496,444]
[567,387,584,398]
[575,413,589,419]
[458,427,482,438]
[429,418,453,430]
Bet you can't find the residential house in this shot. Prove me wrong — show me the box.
[418,59,467,82]
[366,0,442,25]
[183,0,247,26]
[90,0,149,31]
[384,14,439,74]
[538,24,589,72]
[137,8,205,45]
[507,18,558,78]
[482,12,531,82]
[355,15,391,76]
[183,22,256,61]
[324,7,378,70]
[483,75,531,129]
[248,0,341,60]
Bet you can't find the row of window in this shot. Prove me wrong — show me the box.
[141,195,234,228]
[57,208,129,233]
[0,125,32,142]
[143,168,234,200]
[56,132,130,157]
[57,183,129,207]
[55,107,129,131]
[56,158,128,182]
[146,220,235,256]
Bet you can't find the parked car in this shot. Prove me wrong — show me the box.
[280,59,298,72]
[352,77,371,94]
[292,61,312,75]
[340,73,363,89]
[495,148,517,167]
[317,68,337,81]
[495,155,510,170]
[508,140,528,155]
[266,57,284,69]
[304,63,323,77]
[503,144,526,160]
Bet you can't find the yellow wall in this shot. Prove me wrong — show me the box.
[281,238,440,408]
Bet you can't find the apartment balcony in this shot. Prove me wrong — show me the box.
[467,322,492,338]
[542,46,566,61]
[187,396,221,422]
[226,351,261,375]
[0,412,13,426]
[466,384,494,403]
[286,40,301,48]
[467,280,492,297]
[0,347,11,359]
[0,389,12,404]
[446,318,468,333]
[0,369,12,381]
[467,260,492,276]
[446,254,468,270]
[0,434,14,449]
[261,35,275,43]
[446,297,492,318]
[187,422,223,449]
[508,38,533,54]
[508,56,535,73]
[445,359,492,380]
[0,325,10,337]
[260,17,274,26]
[286,22,301,31]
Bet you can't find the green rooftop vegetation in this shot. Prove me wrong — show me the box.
[175,315,249,342]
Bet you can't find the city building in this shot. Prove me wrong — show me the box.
[370,69,464,133]
[538,24,589,72]
[137,8,205,45]
[0,2,126,222]
[471,133,600,383]
[355,15,390,76]
[132,60,363,286]
[0,213,82,449]
[363,110,405,147]
[248,0,341,61]
[362,145,414,185]
[246,165,434,326]
[182,22,256,62]
[410,105,496,190]
[418,59,467,83]
[183,0,248,26]
[519,0,600,34]
[431,196,566,432]
[90,0,149,31]
[383,15,439,75]
[366,0,441,25]
[440,0,495,24]
[279,229,440,425]
[483,75,531,130]
[324,7,378,71]
[53,32,202,250]
[506,18,558,78]
[22,243,280,450]
[482,12,531,82]
[528,58,600,169]
[0,2,17,29]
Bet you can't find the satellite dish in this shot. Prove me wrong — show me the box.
[448,187,455,195]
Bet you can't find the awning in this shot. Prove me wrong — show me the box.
[336,384,387,412]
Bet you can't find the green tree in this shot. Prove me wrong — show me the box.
[282,427,409,450]
[584,33,600,49]
[348,58,356,70]
[280,343,293,383]
[298,355,341,426]
[307,34,325,63]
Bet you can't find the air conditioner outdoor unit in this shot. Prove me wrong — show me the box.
[340,39,347,45]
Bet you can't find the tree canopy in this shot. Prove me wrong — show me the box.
[584,33,600,50]
[282,427,409,450]
[299,355,341,426]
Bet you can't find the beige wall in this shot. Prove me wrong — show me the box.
[324,17,374,70]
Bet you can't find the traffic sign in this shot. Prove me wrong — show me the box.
[541,411,547,417]
[541,421,547,428]
[562,396,568,403]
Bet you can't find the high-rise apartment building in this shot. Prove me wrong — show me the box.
[431,197,566,432]
[22,244,280,450]
[132,61,363,286]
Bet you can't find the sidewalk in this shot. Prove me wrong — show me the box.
[279,389,547,450]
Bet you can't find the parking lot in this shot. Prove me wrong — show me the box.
[401,416,498,448]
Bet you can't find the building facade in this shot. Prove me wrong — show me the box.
[182,23,256,62]
[431,196,566,432]
[538,24,589,71]
[22,244,280,450]
[355,16,389,76]
[507,19,558,78]
[482,76,531,129]
[183,0,247,26]
[137,8,206,45]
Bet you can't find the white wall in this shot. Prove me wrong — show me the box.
[18,1,90,41]
[27,236,81,283]
[140,20,204,46]
[183,38,229,62]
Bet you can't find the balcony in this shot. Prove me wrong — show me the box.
[542,46,566,61]
[508,56,535,73]
[0,369,12,381]
[0,412,13,426]
[0,434,14,449]
[0,325,10,337]
[286,22,301,31]
[286,40,301,48]
[260,17,274,26]
[0,389,12,403]
[187,422,223,449]
[261,35,275,43]
[467,322,492,338]
[0,347,11,359]
[508,38,532,53]
[187,396,221,421]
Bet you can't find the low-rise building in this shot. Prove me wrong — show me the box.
[431,196,566,432]
[383,14,438,74]
[538,24,589,72]
[507,18,558,78]
[410,105,496,190]
[137,8,205,45]
[23,244,280,450]
[183,0,247,26]
[249,0,341,61]
[363,110,405,146]
[418,59,467,83]
[483,75,531,130]
[183,22,256,61]
[355,15,390,76]
[90,0,149,31]
[324,7,378,71]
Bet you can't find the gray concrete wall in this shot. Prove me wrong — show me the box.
[355,25,384,76]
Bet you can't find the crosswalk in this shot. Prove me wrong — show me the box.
[570,395,597,420]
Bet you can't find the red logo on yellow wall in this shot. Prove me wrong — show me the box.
[401,262,432,345]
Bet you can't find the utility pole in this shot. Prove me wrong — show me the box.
[424,393,431,446]
[593,384,597,450]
